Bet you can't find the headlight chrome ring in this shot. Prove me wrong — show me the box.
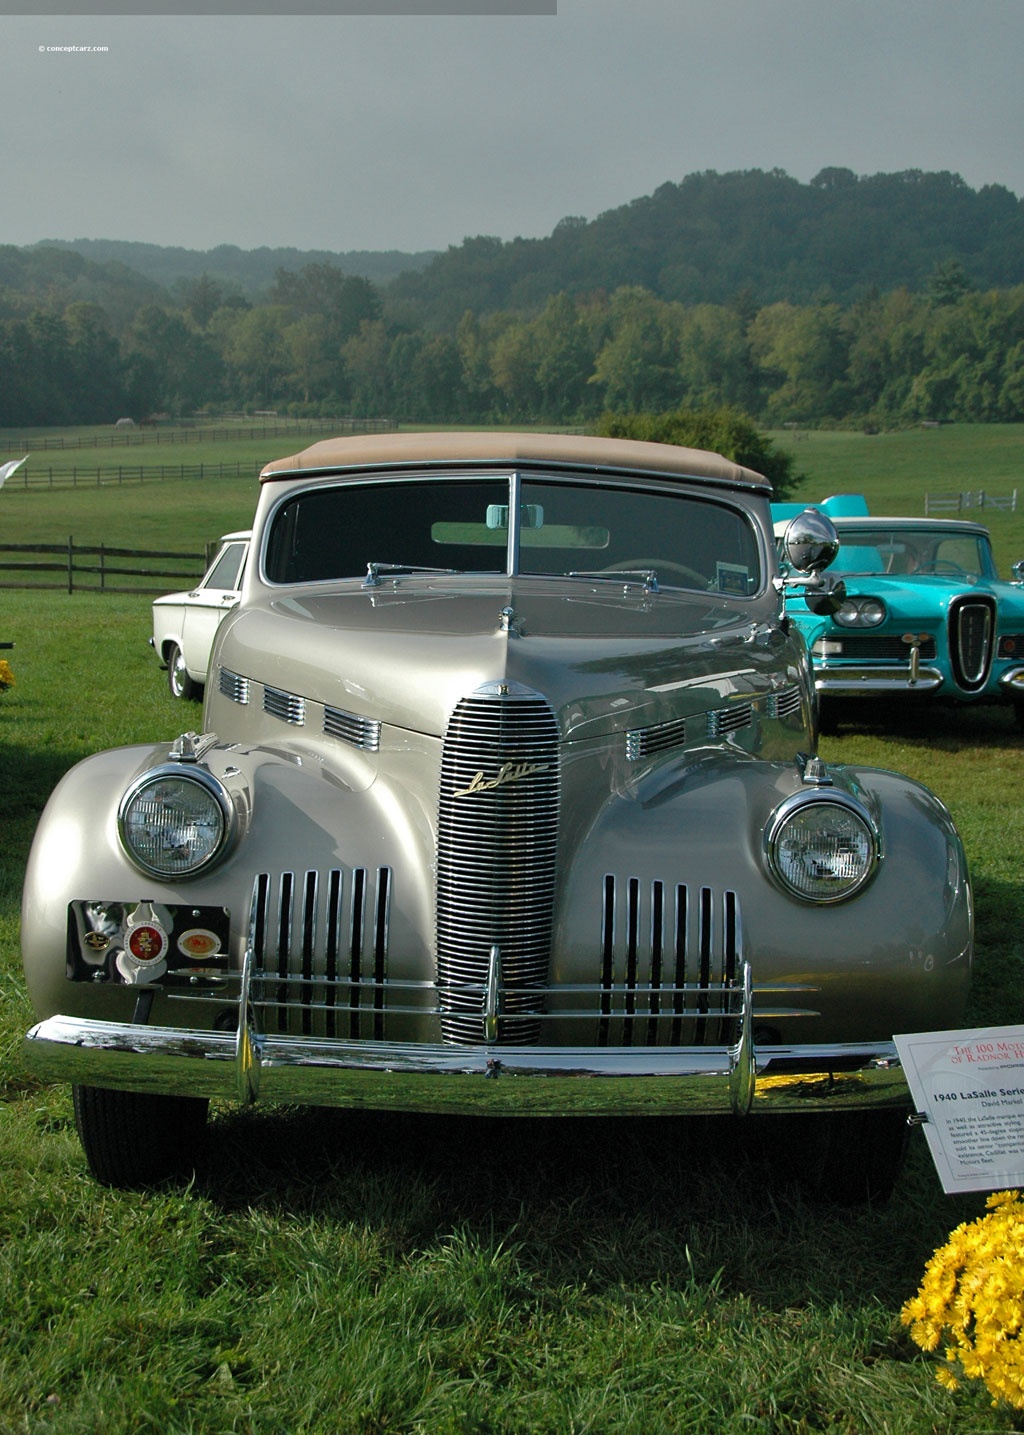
[118,765,235,878]
[835,596,886,628]
[765,790,880,904]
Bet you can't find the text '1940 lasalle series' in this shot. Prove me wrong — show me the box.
[21,433,972,1198]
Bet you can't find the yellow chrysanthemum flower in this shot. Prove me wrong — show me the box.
[902,1192,1024,1410]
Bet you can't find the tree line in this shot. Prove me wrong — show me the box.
[6,167,1024,431]
[4,258,1024,432]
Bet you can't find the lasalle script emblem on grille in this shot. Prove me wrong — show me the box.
[453,760,551,798]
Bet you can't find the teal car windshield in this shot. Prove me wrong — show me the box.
[266,475,763,596]
[831,526,996,580]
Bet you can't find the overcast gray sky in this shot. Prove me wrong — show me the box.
[7,0,1024,254]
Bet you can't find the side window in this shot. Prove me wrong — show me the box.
[203,542,247,591]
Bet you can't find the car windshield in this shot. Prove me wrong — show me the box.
[265,474,762,595]
[830,526,996,579]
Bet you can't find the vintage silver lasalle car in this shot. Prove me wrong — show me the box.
[21,433,973,1197]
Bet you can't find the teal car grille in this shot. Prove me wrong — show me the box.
[950,598,994,690]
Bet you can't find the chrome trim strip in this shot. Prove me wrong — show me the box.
[813,666,944,693]
[23,1014,908,1117]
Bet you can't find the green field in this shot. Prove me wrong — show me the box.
[775,423,1024,574]
[1,425,1023,1432]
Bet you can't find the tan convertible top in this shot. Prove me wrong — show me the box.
[260,430,769,490]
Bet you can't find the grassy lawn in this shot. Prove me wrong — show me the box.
[773,422,1024,573]
[1,425,1023,1431]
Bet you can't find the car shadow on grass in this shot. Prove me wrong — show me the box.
[191,1103,969,1310]
[820,697,1024,747]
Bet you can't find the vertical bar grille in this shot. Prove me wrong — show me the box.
[436,682,561,1044]
[599,878,741,1047]
[950,597,994,690]
[250,867,390,1038]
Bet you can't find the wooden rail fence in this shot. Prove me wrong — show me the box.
[3,460,264,491]
[0,540,207,594]
[925,489,1018,514]
[0,416,395,454]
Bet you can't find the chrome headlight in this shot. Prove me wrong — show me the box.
[834,596,886,627]
[765,792,880,903]
[118,766,234,878]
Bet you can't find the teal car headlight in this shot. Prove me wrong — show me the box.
[118,767,234,878]
[765,792,880,903]
[834,596,886,627]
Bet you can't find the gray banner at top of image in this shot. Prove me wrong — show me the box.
[23,0,555,12]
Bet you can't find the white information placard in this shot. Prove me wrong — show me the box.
[894,1025,1024,1194]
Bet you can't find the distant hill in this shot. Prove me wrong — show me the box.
[14,169,1024,331]
[388,168,1024,326]
[0,243,168,326]
[33,239,439,297]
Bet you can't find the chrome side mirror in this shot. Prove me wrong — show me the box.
[784,509,840,574]
[804,574,847,616]
[1012,560,1024,585]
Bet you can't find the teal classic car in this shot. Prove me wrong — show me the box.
[773,495,1024,727]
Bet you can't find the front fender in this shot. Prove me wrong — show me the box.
[20,738,439,1026]
[553,752,971,1043]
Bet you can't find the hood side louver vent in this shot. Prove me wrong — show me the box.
[706,702,754,738]
[218,668,250,705]
[324,705,382,751]
[628,685,804,760]
[627,715,688,762]
[264,686,306,726]
[765,685,803,720]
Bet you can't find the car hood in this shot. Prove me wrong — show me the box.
[812,571,1024,617]
[216,578,800,742]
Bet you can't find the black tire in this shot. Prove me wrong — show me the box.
[787,1108,910,1205]
[73,1085,209,1187]
[167,642,201,701]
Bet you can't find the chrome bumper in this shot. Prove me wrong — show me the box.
[23,1012,907,1118]
[814,664,943,694]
